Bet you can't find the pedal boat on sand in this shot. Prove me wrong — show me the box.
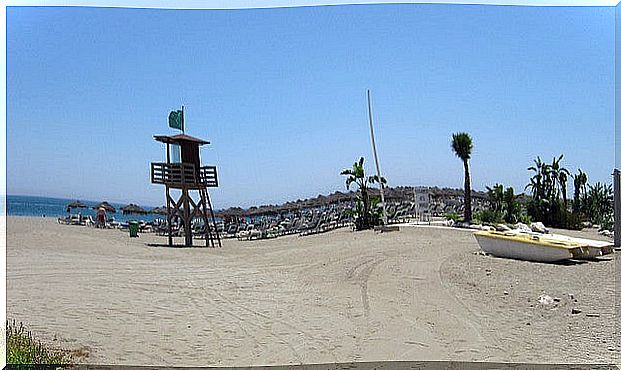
[473,231,592,262]
[534,233,614,259]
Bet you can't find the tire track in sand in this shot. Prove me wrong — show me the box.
[182,273,339,364]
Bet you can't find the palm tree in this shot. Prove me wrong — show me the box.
[548,154,570,206]
[526,156,556,201]
[485,183,504,213]
[526,157,544,200]
[559,171,569,208]
[341,157,386,230]
[573,169,588,214]
[451,132,473,223]
[504,187,521,224]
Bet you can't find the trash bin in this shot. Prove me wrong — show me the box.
[129,221,139,238]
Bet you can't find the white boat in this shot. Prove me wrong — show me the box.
[473,231,589,262]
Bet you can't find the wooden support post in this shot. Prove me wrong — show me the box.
[199,189,209,247]
[614,169,620,249]
[166,143,172,247]
[166,186,172,247]
[183,187,192,247]
[204,189,222,248]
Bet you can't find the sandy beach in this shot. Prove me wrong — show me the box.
[6,216,618,366]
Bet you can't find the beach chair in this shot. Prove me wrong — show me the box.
[171,223,182,237]
[57,215,71,225]
[155,223,168,236]
[193,224,206,239]
[69,215,81,225]
[84,216,95,227]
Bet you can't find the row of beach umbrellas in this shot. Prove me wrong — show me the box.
[65,191,359,218]
[66,201,149,215]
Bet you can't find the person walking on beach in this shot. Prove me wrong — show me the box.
[96,207,107,228]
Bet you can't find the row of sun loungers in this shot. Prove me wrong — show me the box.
[57,197,476,242]
[59,215,162,233]
[58,215,96,226]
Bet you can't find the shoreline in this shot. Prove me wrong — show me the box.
[6,216,618,365]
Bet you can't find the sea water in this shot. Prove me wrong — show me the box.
[7,195,163,223]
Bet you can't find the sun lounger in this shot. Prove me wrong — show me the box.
[57,216,71,224]
[84,216,95,227]
[69,215,82,225]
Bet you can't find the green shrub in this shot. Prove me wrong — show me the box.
[444,212,461,222]
[485,183,525,224]
[527,198,582,230]
[474,209,503,224]
[6,320,74,365]
[516,213,532,225]
[600,215,614,231]
[582,182,613,226]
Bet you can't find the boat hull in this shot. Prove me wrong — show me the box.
[537,234,613,259]
[473,231,587,262]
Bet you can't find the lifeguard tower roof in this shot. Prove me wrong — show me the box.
[154,133,210,145]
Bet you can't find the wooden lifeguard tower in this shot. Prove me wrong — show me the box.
[150,108,221,248]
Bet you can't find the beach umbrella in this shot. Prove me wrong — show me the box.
[246,206,260,216]
[150,206,169,215]
[94,201,116,213]
[316,195,329,205]
[220,207,246,217]
[66,200,88,213]
[67,200,87,208]
[212,207,245,218]
[121,203,148,215]
[212,207,247,223]
[249,206,277,216]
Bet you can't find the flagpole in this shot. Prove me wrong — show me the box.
[367,89,388,226]
[181,105,185,133]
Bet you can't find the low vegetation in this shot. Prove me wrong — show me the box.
[444,212,461,223]
[6,320,81,365]
[477,155,614,231]
[524,154,581,229]
[341,157,386,231]
[580,182,613,229]
[479,183,531,225]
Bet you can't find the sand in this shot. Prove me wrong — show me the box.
[6,216,619,366]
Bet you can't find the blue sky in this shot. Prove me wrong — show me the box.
[7,4,614,208]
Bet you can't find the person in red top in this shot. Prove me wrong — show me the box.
[96,207,106,228]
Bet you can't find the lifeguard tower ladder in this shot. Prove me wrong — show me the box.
[150,133,221,248]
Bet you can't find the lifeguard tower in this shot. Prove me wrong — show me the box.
[150,107,221,248]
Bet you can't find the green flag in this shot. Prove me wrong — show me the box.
[168,110,184,131]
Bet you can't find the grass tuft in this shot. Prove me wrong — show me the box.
[6,319,80,366]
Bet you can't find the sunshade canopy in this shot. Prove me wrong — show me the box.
[154,134,210,146]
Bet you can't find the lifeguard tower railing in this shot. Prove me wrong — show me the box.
[151,162,218,188]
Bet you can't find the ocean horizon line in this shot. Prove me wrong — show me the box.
[6,194,159,209]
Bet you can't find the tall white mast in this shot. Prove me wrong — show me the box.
[367,90,388,226]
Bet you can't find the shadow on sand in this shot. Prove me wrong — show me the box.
[145,243,215,249]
